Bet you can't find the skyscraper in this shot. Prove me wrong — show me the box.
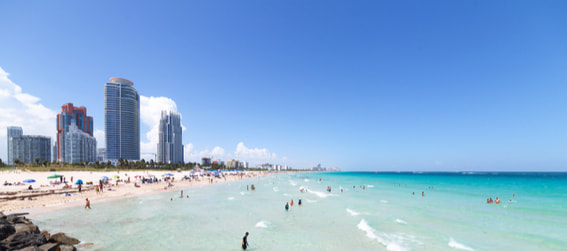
[157,111,183,164]
[105,77,140,162]
[8,127,51,164]
[7,126,23,165]
[56,103,94,163]
[64,123,97,164]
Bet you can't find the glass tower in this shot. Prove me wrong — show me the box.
[105,78,140,161]
[157,111,183,164]
[7,126,23,165]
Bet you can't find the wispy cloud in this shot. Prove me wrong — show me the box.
[0,67,57,161]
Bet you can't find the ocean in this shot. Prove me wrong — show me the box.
[30,172,567,250]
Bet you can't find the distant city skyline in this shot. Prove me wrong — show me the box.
[1,1,566,171]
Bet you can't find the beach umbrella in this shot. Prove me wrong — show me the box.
[163,173,173,177]
[47,174,63,179]
[75,179,83,185]
[23,179,36,183]
[101,176,109,180]
[114,175,120,179]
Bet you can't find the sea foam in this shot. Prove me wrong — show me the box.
[346,208,360,216]
[308,189,333,198]
[255,221,269,228]
[395,219,407,225]
[357,219,406,251]
[448,238,474,251]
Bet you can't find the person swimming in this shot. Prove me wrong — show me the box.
[285,202,289,211]
[495,197,501,204]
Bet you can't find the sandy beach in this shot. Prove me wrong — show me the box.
[1,169,264,213]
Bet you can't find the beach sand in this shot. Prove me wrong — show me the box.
[1,169,263,213]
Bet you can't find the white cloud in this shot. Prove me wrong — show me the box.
[183,143,227,163]
[0,67,57,162]
[94,129,105,148]
[235,142,276,163]
[139,95,186,160]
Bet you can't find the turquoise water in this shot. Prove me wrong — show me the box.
[30,172,567,250]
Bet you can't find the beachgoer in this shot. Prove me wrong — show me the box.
[291,200,293,206]
[85,198,91,209]
[96,186,100,195]
[78,183,82,193]
[363,186,365,190]
[486,198,490,203]
[71,176,73,183]
[495,197,501,204]
[247,185,249,191]
[285,202,289,211]
[242,232,249,250]
[28,185,32,190]
[298,199,302,206]
[421,191,424,197]
[181,190,184,198]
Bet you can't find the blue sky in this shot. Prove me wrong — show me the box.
[1,1,566,171]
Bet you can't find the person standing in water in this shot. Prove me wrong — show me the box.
[85,198,91,209]
[285,202,289,211]
[242,232,249,250]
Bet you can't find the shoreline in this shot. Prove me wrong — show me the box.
[1,170,268,215]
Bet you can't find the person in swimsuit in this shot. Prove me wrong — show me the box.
[242,232,249,250]
[85,198,91,209]
[285,202,289,211]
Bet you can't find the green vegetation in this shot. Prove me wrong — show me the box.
[0,159,275,172]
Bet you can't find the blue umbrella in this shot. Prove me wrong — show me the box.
[101,176,109,180]
[75,179,83,185]
[23,179,36,183]
[164,173,173,177]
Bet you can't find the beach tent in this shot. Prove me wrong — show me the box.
[23,179,36,183]
[47,174,63,179]
[75,179,83,185]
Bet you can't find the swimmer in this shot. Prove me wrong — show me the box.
[421,191,424,197]
[85,198,91,209]
[495,197,501,204]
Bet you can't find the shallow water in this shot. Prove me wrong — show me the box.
[31,172,567,250]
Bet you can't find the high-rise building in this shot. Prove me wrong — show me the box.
[7,126,23,165]
[56,103,94,163]
[105,78,140,161]
[10,134,51,164]
[64,123,97,164]
[157,111,183,164]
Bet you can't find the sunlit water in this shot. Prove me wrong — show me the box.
[30,172,567,250]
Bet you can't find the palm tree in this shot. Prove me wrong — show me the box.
[42,160,48,166]
[35,157,40,165]
[95,160,100,168]
[84,160,89,167]
[14,158,20,167]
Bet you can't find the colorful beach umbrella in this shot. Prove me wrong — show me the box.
[47,174,63,179]
[101,176,109,180]
[23,179,36,183]
[75,179,83,185]
[163,173,173,177]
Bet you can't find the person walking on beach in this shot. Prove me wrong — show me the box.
[242,232,249,250]
[85,198,91,209]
